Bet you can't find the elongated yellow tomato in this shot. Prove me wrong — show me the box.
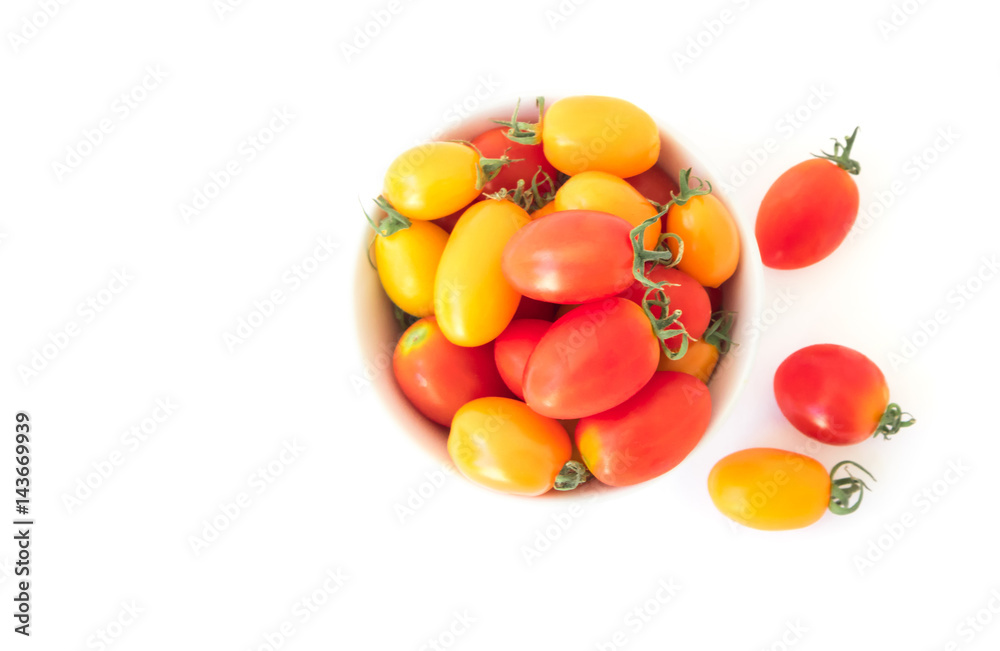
[543,96,660,177]
[373,220,449,317]
[708,448,831,531]
[555,171,661,250]
[657,338,719,380]
[383,142,483,220]
[448,397,571,496]
[666,193,740,288]
[530,200,557,219]
[435,200,530,346]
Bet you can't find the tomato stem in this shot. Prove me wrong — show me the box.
[874,403,916,440]
[703,311,737,354]
[529,166,557,210]
[393,304,419,333]
[367,196,411,237]
[554,460,591,491]
[670,168,713,206]
[813,127,861,175]
[641,284,691,360]
[828,460,876,515]
[485,178,534,211]
[493,96,545,145]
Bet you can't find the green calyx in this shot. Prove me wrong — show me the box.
[554,460,591,491]
[493,96,545,145]
[874,403,915,440]
[813,127,861,175]
[366,196,411,238]
[702,311,737,354]
[485,178,533,211]
[669,168,713,206]
[529,166,557,210]
[828,461,876,516]
[641,284,691,361]
[457,141,522,191]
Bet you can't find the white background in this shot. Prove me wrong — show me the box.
[2,0,999,649]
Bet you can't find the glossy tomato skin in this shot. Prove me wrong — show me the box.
[542,96,660,177]
[665,194,740,288]
[756,159,859,269]
[494,319,551,399]
[576,372,712,486]
[448,397,571,496]
[435,199,531,346]
[554,171,661,250]
[383,142,483,220]
[374,220,449,317]
[774,344,889,445]
[708,448,831,531]
[657,338,719,380]
[523,298,659,419]
[625,165,680,206]
[471,126,559,197]
[393,318,512,426]
[502,210,634,304]
[619,266,710,351]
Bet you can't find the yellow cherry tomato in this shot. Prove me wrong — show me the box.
[542,96,660,178]
[554,171,661,250]
[448,397,572,496]
[708,448,831,531]
[657,338,719,381]
[530,200,557,219]
[435,199,530,346]
[383,142,484,220]
[373,220,449,317]
[666,193,740,288]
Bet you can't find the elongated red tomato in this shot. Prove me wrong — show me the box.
[494,319,550,399]
[774,344,913,445]
[576,372,712,486]
[756,129,861,269]
[523,298,659,419]
[625,165,680,206]
[502,210,634,304]
[393,318,512,426]
[471,126,559,197]
[618,266,710,351]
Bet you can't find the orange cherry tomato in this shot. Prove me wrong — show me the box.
[554,171,661,250]
[665,190,740,288]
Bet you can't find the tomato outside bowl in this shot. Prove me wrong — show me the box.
[353,97,765,499]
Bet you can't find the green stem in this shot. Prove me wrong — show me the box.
[873,403,915,440]
[554,460,591,491]
[828,461,876,516]
[367,196,411,237]
[457,141,522,190]
[493,96,545,145]
[529,166,557,210]
[485,178,533,211]
[670,168,713,206]
[813,127,861,175]
[702,311,737,354]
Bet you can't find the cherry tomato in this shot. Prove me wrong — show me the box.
[542,96,660,177]
[436,199,531,346]
[619,266,710,351]
[553,171,661,250]
[708,448,833,531]
[393,318,511,426]
[530,200,557,219]
[502,210,634,304]
[576,372,712,486]
[523,298,659,419]
[625,165,680,206]
[471,126,559,197]
[512,296,558,321]
[774,344,913,445]
[372,220,448,317]
[494,319,550,399]
[448,397,571,496]
[383,142,499,221]
[756,130,861,269]
[665,191,740,288]
[657,338,719,380]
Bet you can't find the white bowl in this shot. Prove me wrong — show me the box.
[354,98,764,499]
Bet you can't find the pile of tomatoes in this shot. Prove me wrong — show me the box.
[370,96,741,497]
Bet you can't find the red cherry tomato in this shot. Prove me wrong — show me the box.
[756,130,861,269]
[774,343,914,445]
[502,210,635,304]
[523,298,659,419]
[494,319,551,399]
[471,126,559,197]
[625,165,680,206]
[576,372,712,486]
[393,317,511,426]
[619,266,710,351]
[512,296,558,321]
